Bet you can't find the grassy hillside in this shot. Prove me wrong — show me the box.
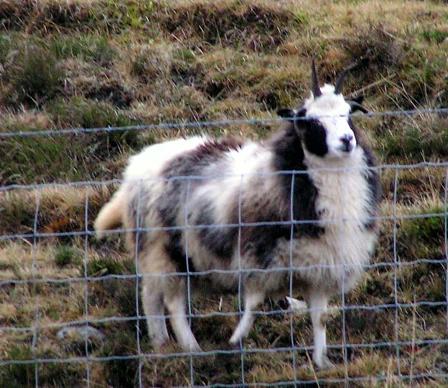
[1,0,448,386]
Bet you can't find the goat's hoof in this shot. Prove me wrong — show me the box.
[188,345,202,354]
[314,355,335,370]
[229,339,243,351]
[152,338,171,352]
[185,341,202,353]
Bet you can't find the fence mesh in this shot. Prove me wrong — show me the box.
[1,110,448,386]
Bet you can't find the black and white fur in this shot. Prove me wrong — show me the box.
[94,62,381,369]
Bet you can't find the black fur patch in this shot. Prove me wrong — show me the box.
[242,224,290,269]
[165,231,195,274]
[191,138,243,159]
[361,146,381,230]
[158,137,243,270]
[349,118,382,230]
[300,118,329,157]
[271,124,324,237]
[195,203,237,259]
[128,186,151,255]
[238,124,324,268]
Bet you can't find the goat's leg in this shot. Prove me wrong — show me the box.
[141,277,169,350]
[229,291,264,345]
[164,284,201,352]
[308,291,333,369]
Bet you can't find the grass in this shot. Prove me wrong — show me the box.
[51,34,115,65]
[0,0,448,386]
[421,29,448,44]
[377,116,448,160]
[0,99,142,184]
[54,245,82,267]
[3,45,64,107]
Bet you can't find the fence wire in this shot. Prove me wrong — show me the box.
[1,109,448,387]
[0,107,447,138]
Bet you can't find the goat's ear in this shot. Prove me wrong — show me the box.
[351,95,364,105]
[277,108,306,121]
[277,108,296,121]
[349,102,369,114]
[348,96,368,114]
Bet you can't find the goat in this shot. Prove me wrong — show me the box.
[94,60,381,369]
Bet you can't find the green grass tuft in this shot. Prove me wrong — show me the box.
[5,45,64,107]
[377,118,448,161]
[0,97,143,184]
[55,245,82,267]
[51,35,115,65]
[398,206,445,260]
[0,345,34,387]
[421,29,448,44]
[0,34,12,63]
[48,96,134,129]
[84,257,135,277]
[99,324,140,386]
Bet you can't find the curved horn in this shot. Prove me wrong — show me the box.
[334,62,358,94]
[311,59,322,97]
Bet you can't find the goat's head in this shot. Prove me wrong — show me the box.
[278,60,368,159]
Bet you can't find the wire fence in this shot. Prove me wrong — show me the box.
[0,106,447,138]
[1,109,448,386]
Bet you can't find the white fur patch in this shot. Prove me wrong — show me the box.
[305,84,356,158]
[124,136,208,182]
[276,147,376,292]
[304,85,350,114]
[193,142,273,225]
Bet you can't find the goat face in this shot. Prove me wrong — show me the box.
[278,60,367,159]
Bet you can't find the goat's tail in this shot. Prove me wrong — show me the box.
[94,188,126,239]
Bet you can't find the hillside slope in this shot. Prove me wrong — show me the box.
[1,1,448,386]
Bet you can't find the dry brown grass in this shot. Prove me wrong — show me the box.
[1,0,448,386]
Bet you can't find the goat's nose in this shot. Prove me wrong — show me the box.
[340,134,354,152]
[340,134,353,145]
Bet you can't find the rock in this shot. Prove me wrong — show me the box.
[286,297,308,315]
[57,325,105,344]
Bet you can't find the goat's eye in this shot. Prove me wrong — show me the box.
[305,119,322,130]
